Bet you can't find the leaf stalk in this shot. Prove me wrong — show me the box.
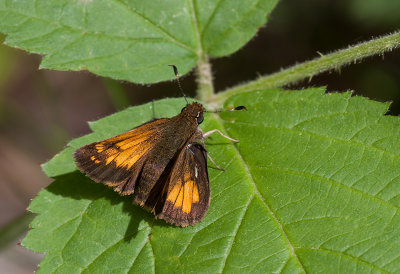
[196,54,215,102]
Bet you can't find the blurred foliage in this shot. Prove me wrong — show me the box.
[0,33,18,120]
[345,0,400,26]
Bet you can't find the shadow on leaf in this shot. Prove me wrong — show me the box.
[47,171,170,242]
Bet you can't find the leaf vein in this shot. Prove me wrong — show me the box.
[11,28,61,46]
[58,201,93,270]
[253,249,287,270]
[250,166,400,212]
[0,7,194,55]
[219,197,253,273]
[126,229,152,273]
[177,204,247,258]
[205,0,263,53]
[199,0,225,39]
[216,114,306,273]
[296,247,387,272]
[188,0,202,55]
[113,0,194,52]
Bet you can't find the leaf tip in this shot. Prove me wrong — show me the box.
[87,121,96,129]
[40,162,48,172]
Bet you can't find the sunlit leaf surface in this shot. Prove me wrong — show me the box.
[24,89,400,272]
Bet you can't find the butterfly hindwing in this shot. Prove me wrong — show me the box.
[156,142,210,227]
[74,118,168,195]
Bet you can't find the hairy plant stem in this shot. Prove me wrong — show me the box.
[215,31,400,104]
[196,55,215,102]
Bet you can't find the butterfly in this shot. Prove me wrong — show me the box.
[74,102,246,227]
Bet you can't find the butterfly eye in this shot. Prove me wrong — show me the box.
[181,106,187,113]
[196,112,204,124]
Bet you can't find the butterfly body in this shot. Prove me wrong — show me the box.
[74,102,210,227]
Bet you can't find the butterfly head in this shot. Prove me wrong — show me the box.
[181,102,205,125]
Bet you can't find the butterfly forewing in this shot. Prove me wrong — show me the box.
[74,118,169,194]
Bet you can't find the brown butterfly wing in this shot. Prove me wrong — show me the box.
[74,118,169,195]
[154,142,210,227]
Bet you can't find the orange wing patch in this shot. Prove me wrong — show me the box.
[95,144,105,152]
[74,118,169,187]
[167,181,182,204]
[182,180,194,213]
[116,131,152,150]
[95,124,162,169]
[90,156,101,164]
[103,144,147,169]
[167,173,199,214]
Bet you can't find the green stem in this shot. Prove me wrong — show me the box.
[196,54,214,102]
[215,31,400,104]
[189,0,214,102]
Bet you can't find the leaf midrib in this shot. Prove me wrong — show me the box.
[188,0,203,57]
[213,114,306,273]
[199,0,224,41]
[114,0,194,52]
[204,0,263,53]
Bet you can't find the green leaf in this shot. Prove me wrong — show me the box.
[0,0,278,83]
[25,88,400,272]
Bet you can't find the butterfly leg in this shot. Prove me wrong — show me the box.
[203,129,239,142]
[196,136,226,171]
[207,154,225,171]
[197,140,224,171]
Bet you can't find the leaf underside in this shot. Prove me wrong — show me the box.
[25,88,400,273]
[0,0,278,83]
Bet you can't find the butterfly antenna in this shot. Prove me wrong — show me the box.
[169,65,188,104]
[208,105,247,113]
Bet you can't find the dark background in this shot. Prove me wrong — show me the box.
[0,0,399,272]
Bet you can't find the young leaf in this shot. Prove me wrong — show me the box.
[0,0,278,83]
[25,89,400,272]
